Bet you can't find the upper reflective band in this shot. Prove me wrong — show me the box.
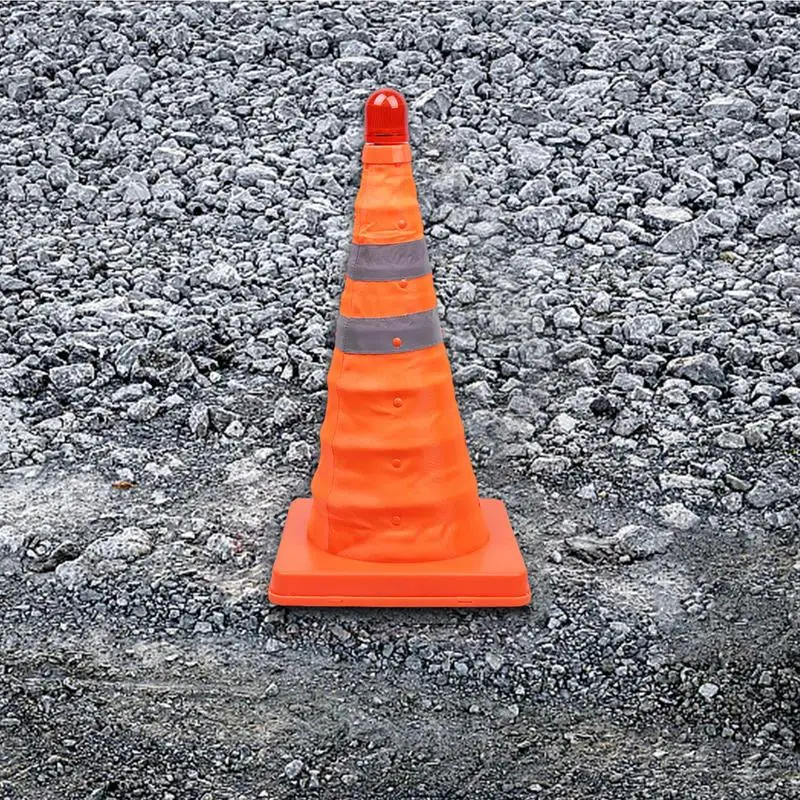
[335,309,442,355]
[347,239,431,282]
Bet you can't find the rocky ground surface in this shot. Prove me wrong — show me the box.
[1,1,799,798]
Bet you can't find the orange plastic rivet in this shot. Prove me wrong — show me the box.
[399,279,408,288]
[398,219,407,229]
[392,337,402,347]
[393,397,403,407]
[391,515,401,526]
[392,458,401,469]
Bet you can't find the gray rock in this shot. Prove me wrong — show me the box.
[780,387,800,405]
[725,474,752,492]
[531,455,571,475]
[623,314,662,344]
[746,481,777,509]
[236,165,276,187]
[519,204,568,235]
[414,87,451,119]
[654,222,699,254]
[716,431,746,449]
[614,524,673,560]
[114,342,149,379]
[755,210,800,239]
[188,403,210,438]
[564,534,616,562]
[0,12,797,789]
[106,63,151,93]
[66,182,99,206]
[122,176,151,203]
[485,652,504,671]
[127,397,160,422]
[224,458,264,486]
[744,421,773,448]
[284,759,304,780]
[579,216,609,241]
[86,527,153,561]
[489,53,524,81]
[205,532,235,562]
[643,204,692,227]
[667,354,727,389]
[553,307,581,330]
[658,502,700,531]
[6,72,33,102]
[0,525,25,555]
[749,136,782,161]
[273,396,301,426]
[700,95,756,121]
[766,106,789,129]
[551,413,577,434]
[47,162,78,188]
[584,40,615,68]
[592,291,611,313]
[49,363,95,391]
[612,410,644,437]
[511,141,553,173]
[224,419,245,438]
[207,263,242,289]
[153,201,183,220]
[699,682,719,700]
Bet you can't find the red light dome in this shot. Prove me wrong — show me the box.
[364,88,408,144]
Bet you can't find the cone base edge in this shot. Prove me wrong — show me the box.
[268,498,531,608]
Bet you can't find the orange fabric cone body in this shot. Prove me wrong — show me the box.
[268,89,529,607]
[307,143,489,564]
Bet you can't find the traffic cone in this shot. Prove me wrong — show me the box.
[268,88,530,607]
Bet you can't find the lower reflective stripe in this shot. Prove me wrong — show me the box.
[347,239,431,282]
[335,309,442,355]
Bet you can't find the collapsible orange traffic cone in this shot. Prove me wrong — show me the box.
[268,88,530,607]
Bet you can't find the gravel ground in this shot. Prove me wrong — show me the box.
[1,1,799,798]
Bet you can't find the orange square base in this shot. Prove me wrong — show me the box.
[268,498,530,607]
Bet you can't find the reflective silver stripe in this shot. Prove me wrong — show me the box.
[335,309,442,355]
[347,240,431,282]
